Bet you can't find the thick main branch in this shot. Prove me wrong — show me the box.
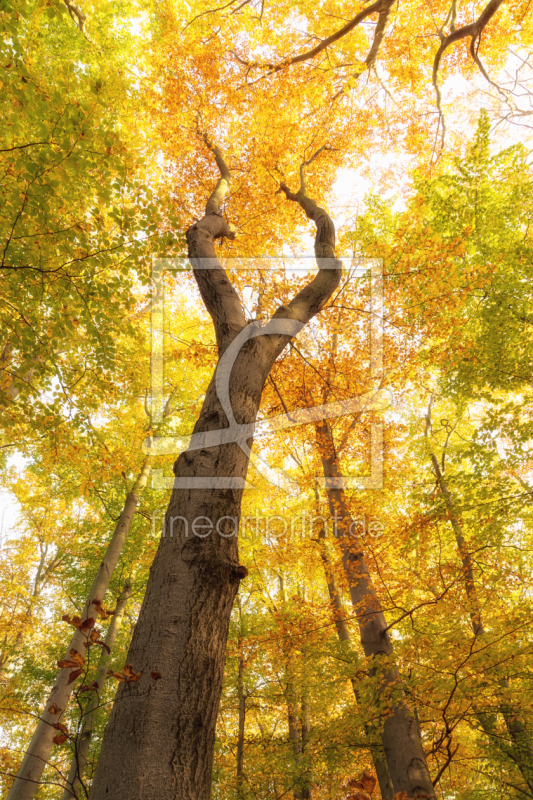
[186,129,245,354]
[432,0,506,87]
[276,161,342,325]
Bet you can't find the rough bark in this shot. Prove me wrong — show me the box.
[61,581,132,800]
[7,456,153,800]
[89,144,341,800]
[316,421,435,799]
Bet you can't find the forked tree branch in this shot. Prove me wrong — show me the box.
[328,0,393,103]
[230,0,394,75]
[274,148,342,325]
[431,0,506,159]
[432,0,507,96]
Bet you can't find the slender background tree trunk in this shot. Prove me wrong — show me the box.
[62,581,132,800]
[426,406,533,794]
[317,522,394,800]
[316,420,435,799]
[7,456,152,800]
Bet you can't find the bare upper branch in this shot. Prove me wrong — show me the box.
[196,115,234,216]
[186,126,245,354]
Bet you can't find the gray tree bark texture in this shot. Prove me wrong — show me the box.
[315,420,436,799]
[62,582,132,800]
[89,142,342,800]
[7,456,153,800]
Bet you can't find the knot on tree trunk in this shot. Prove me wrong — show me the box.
[230,564,248,583]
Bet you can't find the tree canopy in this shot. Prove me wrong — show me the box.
[1,0,533,799]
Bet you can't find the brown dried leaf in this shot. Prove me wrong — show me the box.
[53,733,68,745]
[67,668,83,685]
[360,771,377,794]
[53,722,69,733]
[97,640,111,654]
[123,664,142,683]
[62,614,81,628]
[150,671,162,681]
[48,703,62,716]
[69,649,85,667]
[57,659,79,670]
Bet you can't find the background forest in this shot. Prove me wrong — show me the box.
[1,0,533,798]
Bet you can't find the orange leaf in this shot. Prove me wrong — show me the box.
[48,704,62,716]
[69,649,85,667]
[123,664,142,683]
[66,615,80,627]
[360,771,377,794]
[57,659,79,669]
[53,722,69,733]
[67,668,83,684]
[53,733,68,745]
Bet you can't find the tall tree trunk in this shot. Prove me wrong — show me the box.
[62,581,132,800]
[285,662,310,800]
[428,451,483,636]
[300,694,311,800]
[236,597,246,799]
[89,140,342,800]
[236,651,245,798]
[317,528,394,800]
[316,420,435,799]
[427,430,533,794]
[7,456,153,800]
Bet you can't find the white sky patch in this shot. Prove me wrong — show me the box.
[0,452,28,546]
